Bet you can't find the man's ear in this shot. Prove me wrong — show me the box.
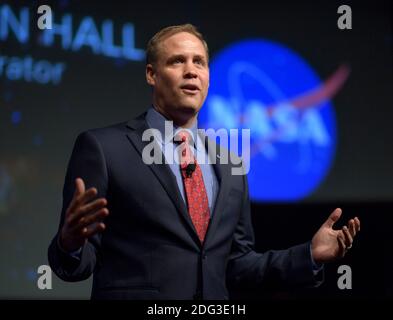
[146,64,155,86]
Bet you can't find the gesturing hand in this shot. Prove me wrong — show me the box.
[311,208,360,264]
[59,178,109,252]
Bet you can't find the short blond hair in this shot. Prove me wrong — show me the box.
[146,24,209,65]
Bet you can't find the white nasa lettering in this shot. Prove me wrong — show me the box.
[299,108,330,145]
[245,100,273,139]
[209,96,331,155]
[272,103,299,142]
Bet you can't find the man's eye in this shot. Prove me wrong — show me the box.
[195,60,206,66]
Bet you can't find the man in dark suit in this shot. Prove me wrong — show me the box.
[48,24,360,300]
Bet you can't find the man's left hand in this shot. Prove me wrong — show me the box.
[311,208,360,264]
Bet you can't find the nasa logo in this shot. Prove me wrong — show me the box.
[199,40,350,201]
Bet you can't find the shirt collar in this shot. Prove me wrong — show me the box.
[145,106,202,150]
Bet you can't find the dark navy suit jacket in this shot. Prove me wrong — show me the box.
[48,112,319,299]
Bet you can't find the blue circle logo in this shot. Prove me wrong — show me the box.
[199,40,348,202]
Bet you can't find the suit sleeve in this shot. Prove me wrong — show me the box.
[48,130,108,282]
[226,173,323,290]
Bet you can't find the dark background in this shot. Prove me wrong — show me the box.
[0,0,392,298]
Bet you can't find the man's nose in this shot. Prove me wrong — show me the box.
[183,62,198,78]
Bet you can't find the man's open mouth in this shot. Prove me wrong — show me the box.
[181,84,200,92]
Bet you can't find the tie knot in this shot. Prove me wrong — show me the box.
[174,130,193,145]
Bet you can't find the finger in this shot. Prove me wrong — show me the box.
[349,219,356,237]
[69,198,107,226]
[68,187,98,215]
[74,187,98,208]
[65,179,86,216]
[337,232,346,257]
[82,222,106,238]
[342,226,353,247]
[354,217,361,232]
[75,178,85,196]
[324,208,342,228]
[72,208,109,231]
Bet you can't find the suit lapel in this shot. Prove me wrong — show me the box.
[125,114,201,246]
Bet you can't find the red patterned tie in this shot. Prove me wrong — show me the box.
[175,130,210,243]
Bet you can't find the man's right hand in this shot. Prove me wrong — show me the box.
[59,178,109,253]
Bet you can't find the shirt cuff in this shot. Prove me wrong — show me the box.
[57,235,83,260]
[309,243,324,275]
